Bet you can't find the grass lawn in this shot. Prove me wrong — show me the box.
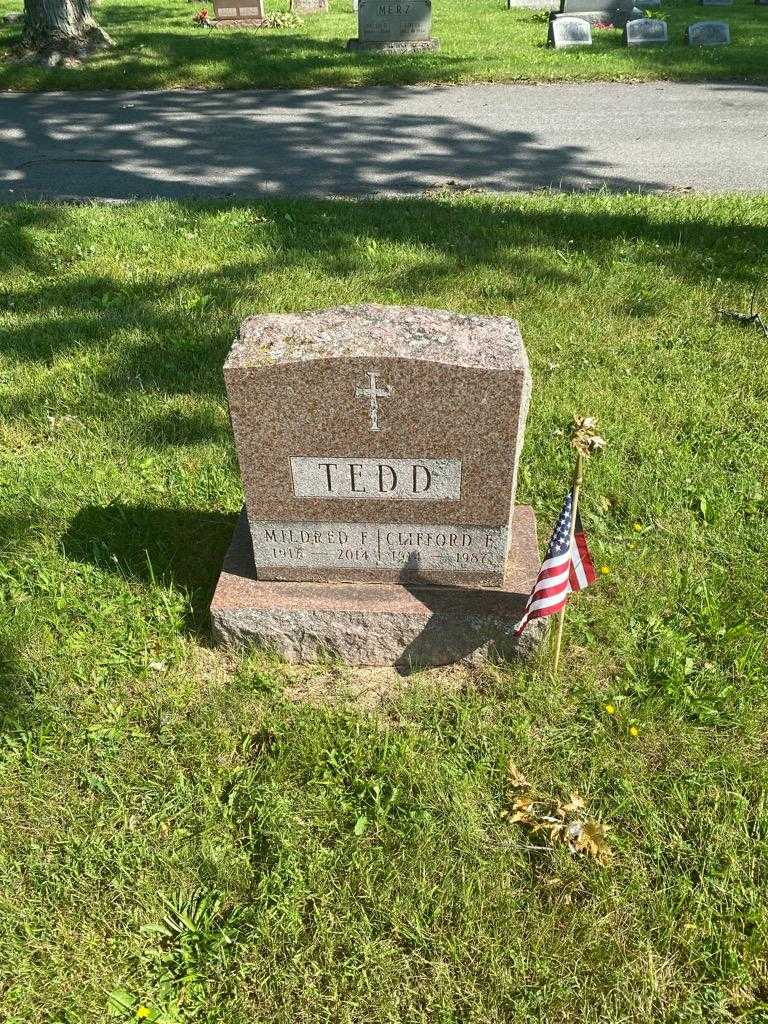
[1,0,767,89]
[1,192,768,1023]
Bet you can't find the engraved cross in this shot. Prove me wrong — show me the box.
[356,370,392,432]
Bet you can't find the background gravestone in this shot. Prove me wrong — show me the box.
[347,0,439,52]
[700,0,733,6]
[506,0,558,8]
[548,14,593,45]
[686,19,730,42]
[624,17,668,43]
[212,0,265,23]
[555,0,642,26]
[291,0,329,12]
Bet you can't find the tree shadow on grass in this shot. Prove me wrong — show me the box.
[0,513,49,732]
[61,503,238,636]
[1,195,766,426]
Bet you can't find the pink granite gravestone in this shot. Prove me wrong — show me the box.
[212,0,265,24]
[211,304,545,667]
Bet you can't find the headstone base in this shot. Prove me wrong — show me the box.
[211,506,546,668]
[346,37,440,53]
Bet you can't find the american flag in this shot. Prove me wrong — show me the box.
[514,492,596,636]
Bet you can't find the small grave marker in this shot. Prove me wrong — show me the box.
[548,13,593,44]
[212,0,265,24]
[624,16,668,43]
[291,0,329,12]
[686,19,730,42]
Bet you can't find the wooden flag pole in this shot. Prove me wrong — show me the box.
[552,448,584,676]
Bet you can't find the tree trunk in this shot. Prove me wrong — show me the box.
[22,0,113,62]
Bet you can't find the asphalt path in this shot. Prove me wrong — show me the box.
[1,81,767,200]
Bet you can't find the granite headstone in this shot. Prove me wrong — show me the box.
[556,0,641,25]
[291,0,329,12]
[686,19,730,42]
[212,0,265,23]
[624,16,668,43]
[549,13,593,44]
[211,304,545,666]
[223,305,531,587]
[347,0,439,51]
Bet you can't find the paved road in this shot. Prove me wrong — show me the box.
[1,82,767,200]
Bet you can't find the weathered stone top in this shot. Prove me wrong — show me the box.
[226,304,526,373]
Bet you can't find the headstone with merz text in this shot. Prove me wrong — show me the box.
[686,19,730,42]
[347,0,439,52]
[210,304,546,667]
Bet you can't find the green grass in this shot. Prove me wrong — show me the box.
[1,192,768,1023]
[1,0,767,89]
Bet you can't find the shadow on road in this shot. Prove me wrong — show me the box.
[0,87,669,199]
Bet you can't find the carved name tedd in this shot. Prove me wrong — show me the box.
[290,457,461,500]
[224,305,532,586]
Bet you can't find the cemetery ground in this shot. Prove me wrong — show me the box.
[1,191,767,1023]
[1,0,768,89]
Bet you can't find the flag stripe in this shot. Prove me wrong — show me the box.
[538,552,571,576]
[570,548,588,590]
[530,566,570,595]
[574,529,596,584]
[523,591,569,616]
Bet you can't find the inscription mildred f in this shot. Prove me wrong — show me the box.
[290,457,461,500]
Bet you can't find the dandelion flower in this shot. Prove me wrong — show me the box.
[629,726,639,737]
[137,1009,151,1021]
[600,565,611,575]
[605,704,615,715]
[633,523,643,533]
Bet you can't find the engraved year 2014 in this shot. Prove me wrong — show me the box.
[269,544,371,563]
